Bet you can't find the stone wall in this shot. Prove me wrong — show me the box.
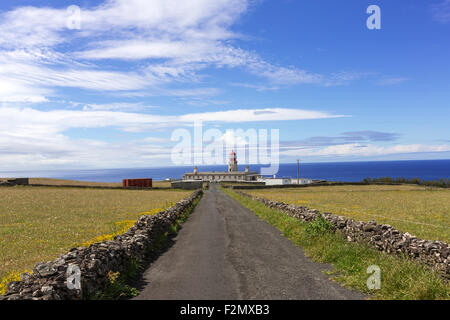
[171,180,204,190]
[237,191,450,279]
[0,190,203,300]
[0,178,29,186]
[230,181,402,190]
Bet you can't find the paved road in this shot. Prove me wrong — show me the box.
[134,184,364,300]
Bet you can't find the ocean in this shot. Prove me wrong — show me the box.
[0,159,449,183]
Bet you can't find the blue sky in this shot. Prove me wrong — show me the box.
[0,0,449,170]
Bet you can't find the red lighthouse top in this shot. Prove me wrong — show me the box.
[229,150,237,163]
[228,150,238,172]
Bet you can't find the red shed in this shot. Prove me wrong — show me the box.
[122,178,152,188]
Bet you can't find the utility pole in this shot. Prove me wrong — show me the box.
[297,159,300,185]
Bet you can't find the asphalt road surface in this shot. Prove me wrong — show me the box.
[134,183,364,300]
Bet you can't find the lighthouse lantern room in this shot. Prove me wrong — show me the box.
[228,150,238,172]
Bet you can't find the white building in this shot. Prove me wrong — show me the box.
[290,178,313,185]
[183,150,262,182]
[258,177,313,186]
[260,178,292,186]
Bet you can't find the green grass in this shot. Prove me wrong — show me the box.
[245,185,450,242]
[0,186,192,280]
[222,187,450,300]
[91,261,142,300]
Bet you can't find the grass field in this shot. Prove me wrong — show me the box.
[245,185,450,243]
[28,178,122,187]
[223,187,449,300]
[0,186,191,281]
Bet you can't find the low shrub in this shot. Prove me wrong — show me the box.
[305,213,334,237]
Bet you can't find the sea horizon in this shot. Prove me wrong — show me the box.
[1,159,449,183]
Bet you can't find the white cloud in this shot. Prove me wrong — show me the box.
[0,104,445,170]
[0,0,248,48]
[0,0,250,97]
[76,40,217,61]
[0,0,369,100]
[0,95,48,103]
[0,7,66,48]
[0,0,419,170]
[178,108,345,123]
[0,106,342,133]
[0,56,152,92]
[281,143,450,158]
[85,0,247,35]
[80,102,158,112]
[0,77,50,103]
[141,137,171,144]
[219,131,250,146]
[0,105,344,169]
[163,87,222,97]
[0,133,174,170]
[231,82,280,92]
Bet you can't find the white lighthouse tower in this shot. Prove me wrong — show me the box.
[228,150,238,172]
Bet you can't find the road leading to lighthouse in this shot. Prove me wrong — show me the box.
[134,183,365,300]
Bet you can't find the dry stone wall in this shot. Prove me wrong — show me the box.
[0,190,203,300]
[237,191,450,279]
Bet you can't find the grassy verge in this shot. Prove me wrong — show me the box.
[222,187,450,300]
[90,259,142,300]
